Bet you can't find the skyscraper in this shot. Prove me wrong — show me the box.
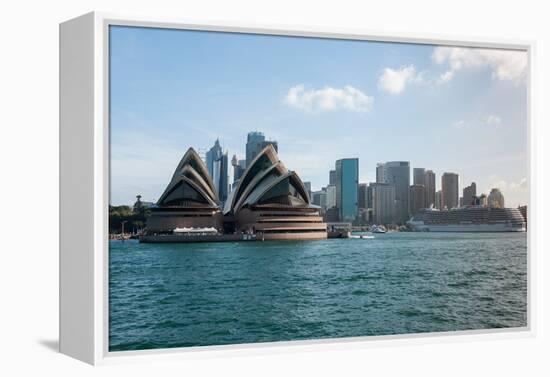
[303,181,312,203]
[371,183,396,225]
[441,172,459,210]
[312,191,322,206]
[312,190,327,213]
[435,190,442,209]
[358,183,368,209]
[245,131,278,167]
[376,163,386,183]
[366,184,373,209]
[231,155,246,185]
[479,193,488,206]
[320,189,327,211]
[413,168,426,186]
[329,170,336,186]
[214,153,229,204]
[425,170,436,208]
[206,140,229,204]
[488,188,505,208]
[205,139,222,177]
[377,161,410,223]
[463,182,477,206]
[409,184,426,215]
[336,158,359,222]
[326,185,336,209]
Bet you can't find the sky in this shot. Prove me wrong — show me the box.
[109,25,528,207]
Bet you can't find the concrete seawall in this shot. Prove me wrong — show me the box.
[140,234,256,243]
[140,231,339,243]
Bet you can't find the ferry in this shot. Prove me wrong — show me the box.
[407,206,526,232]
[349,234,375,239]
[173,227,219,235]
[370,225,387,234]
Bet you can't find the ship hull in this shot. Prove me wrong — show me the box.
[408,222,525,232]
[408,206,527,233]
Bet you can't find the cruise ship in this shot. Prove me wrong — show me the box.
[407,206,526,232]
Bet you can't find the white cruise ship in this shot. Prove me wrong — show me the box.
[407,206,526,232]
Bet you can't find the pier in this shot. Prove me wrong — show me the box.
[138,230,353,243]
[139,233,258,243]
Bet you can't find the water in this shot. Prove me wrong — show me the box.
[109,232,527,351]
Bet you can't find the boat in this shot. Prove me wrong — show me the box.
[173,227,219,235]
[349,234,375,239]
[407,206,526,232]
[371,225,387,234]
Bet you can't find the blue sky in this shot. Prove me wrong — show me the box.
[110,26,528,207]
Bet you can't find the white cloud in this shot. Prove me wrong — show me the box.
[484,114,502,126]
[488,177,527,192]
[452,120,466,128]
[451,114,502,129]
[484,177,528,208]
[432,46,527,83]
[377,65,420,94]
[511,178,528,189]
[438,70,455,84]
[284,84,373,112]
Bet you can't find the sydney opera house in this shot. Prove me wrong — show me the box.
[144,145,327,240]
[145,148,224,233]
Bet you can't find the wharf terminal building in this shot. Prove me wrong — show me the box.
[144,145,327,241]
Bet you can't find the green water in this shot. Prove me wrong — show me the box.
[109,232,527,351]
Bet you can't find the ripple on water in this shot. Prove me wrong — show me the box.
[108,233,527,351]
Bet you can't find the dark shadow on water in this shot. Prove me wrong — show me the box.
[38,339,59,352]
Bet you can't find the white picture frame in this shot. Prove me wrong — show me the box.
[59,11,535,365]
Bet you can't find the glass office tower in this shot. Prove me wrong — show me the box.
[335,158,359,222]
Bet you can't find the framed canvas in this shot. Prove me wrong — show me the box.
[59,12,535,365]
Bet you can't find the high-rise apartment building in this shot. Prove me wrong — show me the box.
[462,182,477,206]
[370,183,396,225]
[435,190,442,210]
[413,168,426,186]
[409,184,427,215]
[377,161,410,223]
[441,172,459,210]
[488,188,505,208]
[425,170,436,208]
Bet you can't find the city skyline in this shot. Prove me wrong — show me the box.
[114,131,521,213]
[110,26,528,207]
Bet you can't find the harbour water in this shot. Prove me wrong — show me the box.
[109,232,527,351]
